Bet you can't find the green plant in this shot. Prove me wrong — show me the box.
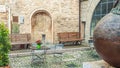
[12,23,19,33]
[0,22,11,66]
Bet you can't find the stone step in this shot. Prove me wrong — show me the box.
[83,60,115,68]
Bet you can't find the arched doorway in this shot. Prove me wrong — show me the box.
[90,0,116,36]
[31,10,52,42]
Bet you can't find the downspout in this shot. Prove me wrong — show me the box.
[79,0,81,38]
[8,7,11,34]
[6,0,11,34]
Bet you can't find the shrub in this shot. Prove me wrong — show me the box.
[0,22,11,66]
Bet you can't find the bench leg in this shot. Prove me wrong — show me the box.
[59,41,61,44]
[78,41,82,45]
[59,41,65,44]
[73,41,77,45]
[75,41,78,45]
[74,41,82,45]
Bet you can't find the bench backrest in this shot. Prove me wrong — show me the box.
[68,32,80,39]
[57,32,81,40]
[9,34,31,42]
[57,32,69,40]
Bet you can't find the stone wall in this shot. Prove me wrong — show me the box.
[81,0,100,44]
[8,0,79,43]
[0,0,8,26]
[0,0,101,44]
[81,1,88,21]
[0,0,5,5]
[0,12,8,25]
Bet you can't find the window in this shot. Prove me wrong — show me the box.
[102,3,107,14]
[12,16,19,33]
[90,0,116,36]
[13,16,18,22]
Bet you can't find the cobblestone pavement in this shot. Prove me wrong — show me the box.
[9,47,101,68]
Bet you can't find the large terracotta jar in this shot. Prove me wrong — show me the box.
[93,0,120,67]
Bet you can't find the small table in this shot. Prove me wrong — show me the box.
[30,46,49,66]
[30,44,64,66]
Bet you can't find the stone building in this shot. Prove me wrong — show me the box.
[81,0,115,44]
[0,0,116,44]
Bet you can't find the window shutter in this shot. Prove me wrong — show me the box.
[13,16,18,22]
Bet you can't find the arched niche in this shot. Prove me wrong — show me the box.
[31,10,52,42]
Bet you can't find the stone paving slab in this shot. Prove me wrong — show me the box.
[9,48,101,68]
[83,60,115,68]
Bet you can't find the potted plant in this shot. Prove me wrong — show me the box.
[36,40,42,49]
[0,22,11,68]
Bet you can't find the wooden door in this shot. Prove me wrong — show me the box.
[31,12,52,42]
[81,21,86,38]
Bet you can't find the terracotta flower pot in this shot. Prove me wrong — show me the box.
[36,40,41,45]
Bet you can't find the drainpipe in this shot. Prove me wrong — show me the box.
[6,0,11,34]
[8,7,11,34]
[79,0,81,38]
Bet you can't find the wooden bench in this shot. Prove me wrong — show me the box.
[57,32,84,45]
[9,34,31,50]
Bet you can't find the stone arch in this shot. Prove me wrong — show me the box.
[31,10,53,43]
[90,0,115,36]
[85,0,100,42]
